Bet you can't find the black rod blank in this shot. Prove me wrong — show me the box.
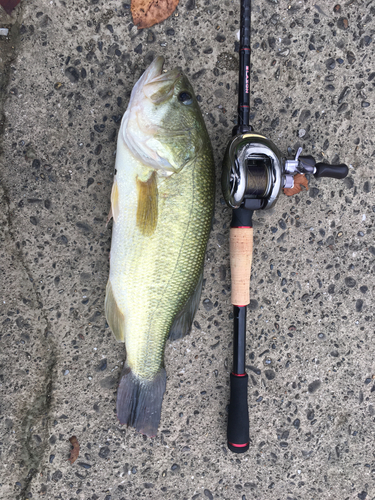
[232,306,247,375]
[237,0,251,129]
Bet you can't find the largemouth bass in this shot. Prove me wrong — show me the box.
[105,57,215,436]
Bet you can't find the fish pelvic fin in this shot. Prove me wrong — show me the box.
[136,170,158,236]
[169,271,204,341]
[110,180,120,224]
[105,281,126,342]
[117,364,166,437]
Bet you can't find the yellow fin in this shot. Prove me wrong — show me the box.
[136,171,158,236]
[105,281,125,342]
[110,180,119,224]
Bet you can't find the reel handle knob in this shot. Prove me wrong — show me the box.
[314,163,349,179]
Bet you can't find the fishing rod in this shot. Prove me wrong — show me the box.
[221,0,349,454]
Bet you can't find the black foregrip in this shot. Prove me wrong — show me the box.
[231,208,253,228]
[314,163,348,179]
[227,373,249,453]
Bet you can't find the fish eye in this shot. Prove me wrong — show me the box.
[178,92,193,105]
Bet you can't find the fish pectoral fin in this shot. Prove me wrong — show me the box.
[169,271,204,341]
[136,171,158,236]
[110,180,120,224]
[105,281,126,342]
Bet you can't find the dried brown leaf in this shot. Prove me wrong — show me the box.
[68,435,80,464]
[283,173,309,196]
[0,0,21,15]
[131,0,179,29]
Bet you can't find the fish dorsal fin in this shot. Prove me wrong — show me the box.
[105,281,126,342]
[169,271,204,341]
[110,180,120,224]
[136,171,158,236]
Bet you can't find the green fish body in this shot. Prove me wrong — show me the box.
[105,57,215,436]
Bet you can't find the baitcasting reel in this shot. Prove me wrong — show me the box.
[222,130,349,211]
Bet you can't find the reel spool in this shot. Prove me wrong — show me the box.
[222,133,283,210]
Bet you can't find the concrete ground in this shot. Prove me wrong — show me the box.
[0,0,374,499]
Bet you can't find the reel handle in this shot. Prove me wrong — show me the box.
[314,162,348,179]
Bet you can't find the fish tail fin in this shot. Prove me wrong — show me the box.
[117,364,166,437]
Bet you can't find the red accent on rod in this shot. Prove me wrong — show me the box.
[232,372,246,377]
[240,48,250,51]
[228,441,249,448]
[239,105,250,108]
[234,226,253,228]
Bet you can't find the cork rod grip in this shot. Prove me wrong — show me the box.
[230,227,253,306]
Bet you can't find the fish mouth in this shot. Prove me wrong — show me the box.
[142,57,182,105]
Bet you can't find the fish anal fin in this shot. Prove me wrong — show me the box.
[105,281,125,342]
[136,171,158,236]
[117,364,166,437]
[110,180,120,224]
[169,271,204,341]
[106,206,113,227]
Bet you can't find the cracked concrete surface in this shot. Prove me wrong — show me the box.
[1,0,375,499]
